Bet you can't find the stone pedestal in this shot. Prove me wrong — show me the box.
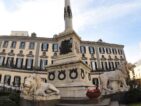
[20,94,60,106]
[46,61,94,98]
[58,84,94,98]
[46,31,94,98]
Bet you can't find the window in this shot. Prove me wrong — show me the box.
[80,46,86,54]
[26,58,33,70]
[0,74,1,82]
[111,62,114,70]
[99,48,102,53]
[115,49,117,54]
[105,62,108,70]
[89,47,95,54]
[0,41,2,48]
[51,60,54,64]
[92,78,99,87]
[118,49,120,55]
[52,44,58,52]
[108,62,111,70]
[11,41,16,48]
[41,43,48,51]
[3,41,8,48]
[19,41,25,49]
[82,60,87,64]
[115,62,119,68]
[6,57,14,67]
[103,48,105,54]
[106,48,108,54]
[13,76,21,87]
[91,61,97,71]
[106,48,111,54]
[29,42,35,49]
[118,49,123,55]
[120,50,123,55]
[101,62,104,70]
[16,58,23,68]
[4,75,11,85]
[109,48,111,54]
[112,48,117,54]
[0,56,5,66]
[112,48,115,54]
[99,47,105,54]
[40,59,48,70]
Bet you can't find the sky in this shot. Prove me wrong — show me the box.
[0,0,141,64]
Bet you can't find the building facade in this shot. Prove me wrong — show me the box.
[0,32,126,88]
[0,0,126,89]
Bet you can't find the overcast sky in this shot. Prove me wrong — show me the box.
[0,0,141,63]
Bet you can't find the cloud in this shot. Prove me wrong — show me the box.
[0,0,141,37]
[0,0,141,64]
[125,42,141,63]
[73,0,141,31]
[139,42,141,51]
[0,0,65,36]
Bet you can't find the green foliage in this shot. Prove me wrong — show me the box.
[0,90,20,106]
[9,91,20,104]
[124,88,141,104]
[0,92,10,96]
[129,103,141,106]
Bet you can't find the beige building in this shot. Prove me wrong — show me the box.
[129,60,141,80]
[0,0,126,89]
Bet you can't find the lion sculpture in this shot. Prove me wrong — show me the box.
[22,75,60,96]
[100,61,133,94]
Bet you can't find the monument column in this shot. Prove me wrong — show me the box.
[46,0,93,98]
[64,0,73,32]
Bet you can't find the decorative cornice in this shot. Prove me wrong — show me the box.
[17,53,24,57]
[40,55,48,58]
[8,52,15,56]
[0,36,55,42]
[0,35,124,48]
[0,52,6,55]
[90,57,96,60]
[81,41,124,48]
[26,54,34,57]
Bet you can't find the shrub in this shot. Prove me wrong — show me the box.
[9,92,20,104]
[124,88,141,104]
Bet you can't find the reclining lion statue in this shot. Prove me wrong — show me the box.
[22,74,60,96]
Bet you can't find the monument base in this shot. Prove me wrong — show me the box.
[57,83,95,98]
[20,94,60,106]
[56,97,111,106]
